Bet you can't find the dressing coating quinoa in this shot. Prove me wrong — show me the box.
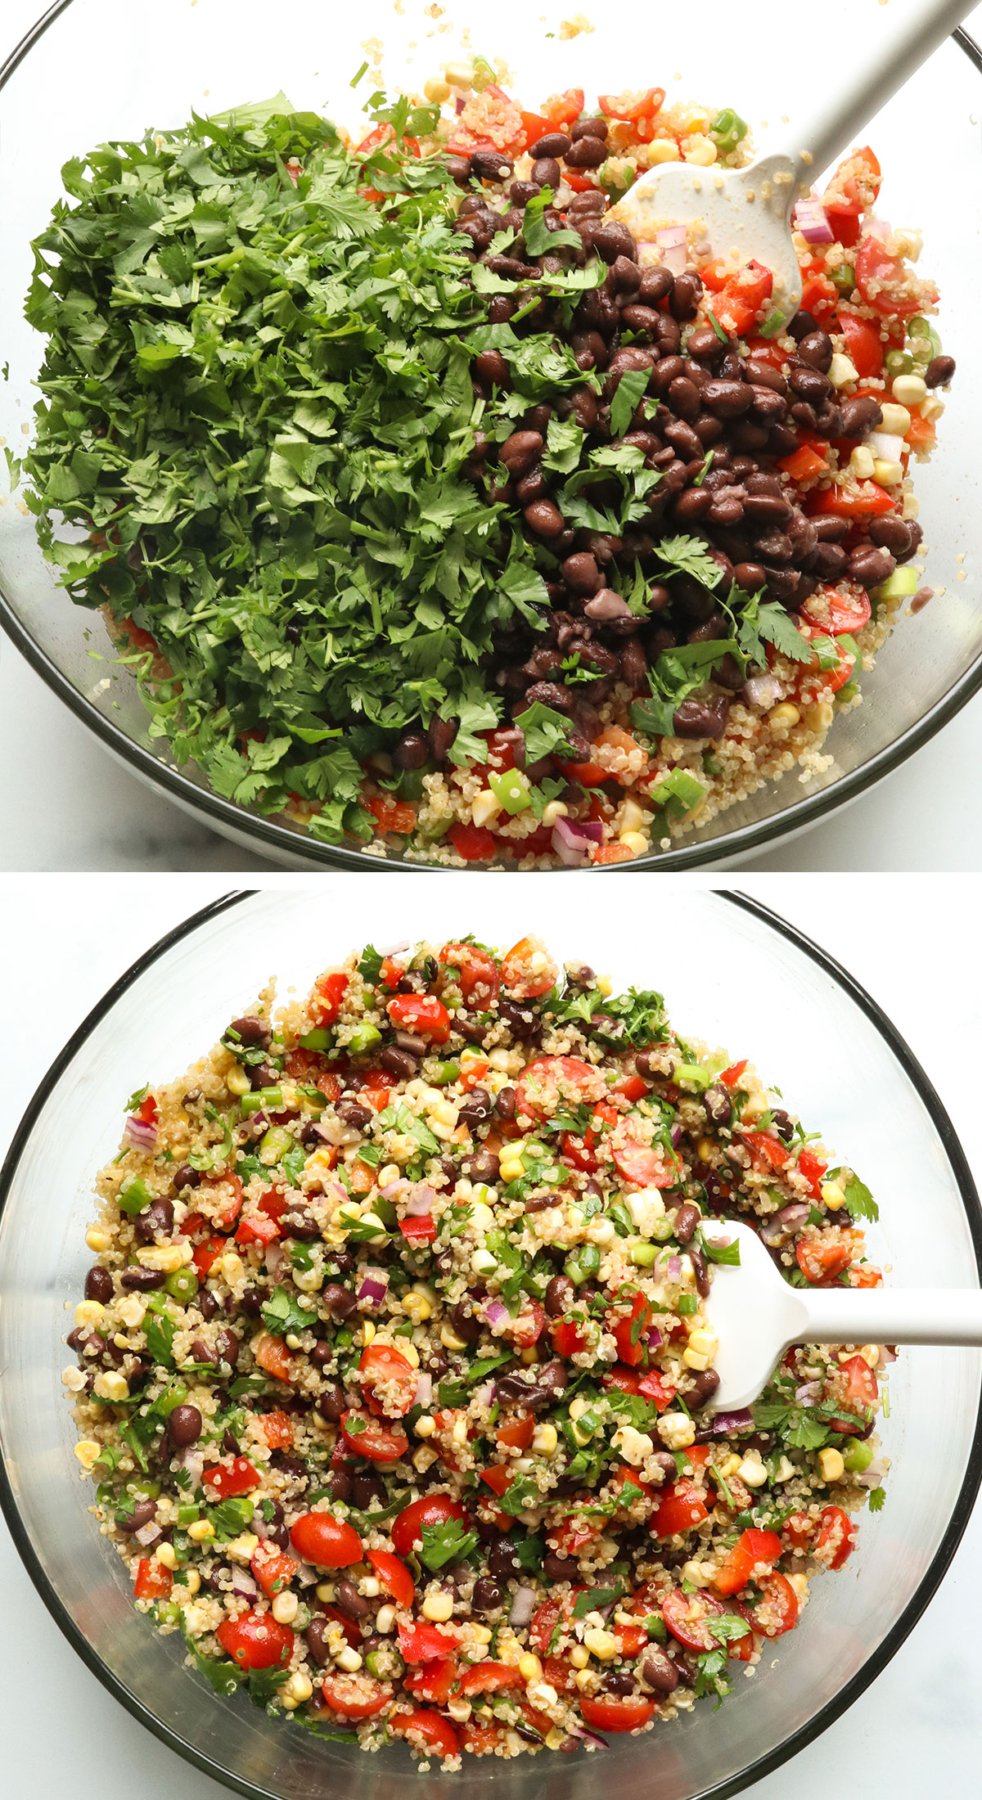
[66,936,888,1764]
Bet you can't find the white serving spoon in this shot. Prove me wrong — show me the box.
[703,1217,982,1413]
[609,0,978,321]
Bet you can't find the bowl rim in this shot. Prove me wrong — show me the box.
[0,887,980,1797]
[1,5,982,871]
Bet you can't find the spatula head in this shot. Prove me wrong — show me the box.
[609,152,803,326]
[702,1218,811,1413]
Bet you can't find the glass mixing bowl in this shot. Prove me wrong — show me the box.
[0,886,979,1799]
[0,2,980,874]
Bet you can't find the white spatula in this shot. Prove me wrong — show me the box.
[703,1217,982,1413]
[608,0,977,321]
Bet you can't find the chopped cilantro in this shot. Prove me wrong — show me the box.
[419,1516,480,1571]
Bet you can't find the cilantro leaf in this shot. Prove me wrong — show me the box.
[261,1285,315,1338]
[419,1516,480,1571]
[868,1485,886,1511]
[609,369,650,439]
[514,701,577,764]
[827,1168,879,1223]
[756,603,814,664]
[655,535,724,588]
[573,1583,625,1618]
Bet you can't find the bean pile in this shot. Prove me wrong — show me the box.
[66,934,888,1765]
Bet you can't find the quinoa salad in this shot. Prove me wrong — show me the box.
[19,68,955,868]
[66,934,889,1765]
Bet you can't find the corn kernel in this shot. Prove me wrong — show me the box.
[828,351,859,388]
[468,1624,493,1647]
[378,1163,400,1188]
[541,801,568,828]
[658,1412,696,1451]
[447,1697,472,1723]
[849,445,876,480]
[397,1339,420,1368]
[287,1672,313,1704]
[94,1371,130,1403]
[546,1727,566,1750]
[472,789,501,828]
[519,1345,539,1365]
[187,1518,215,1542]
[315,1582,336,1602]
[376,1604,397,1634]
[892,372,928,407]
[768,702,801,730]
[137,1241,191,1274]
[226,1064,251,1096]
[612,1425,654,1466]
[73,1439,101,1471]
[821,1179,847,1211]
[74,1299,107,1330]
[819,1447,845,1482]
[361,1320,376,1346]
[336,1645,363,1673]
[738,1453,768,1489]
[685,1327,719,1364]
[155,1542,177,1570]
[717,1453,742,1479]
[451,1416,469,1446]
[575,1666,601,1693]
[619,830,648,857]
[872,458,904,487]
[518,1652,543,1683]
[569,1645,590,1669]
[413,1445,438,1473]
[619,798,645,834]
[440,1323,468,1352]
[583,1628,618,1661]
[645,138,681,163]
[879,402,911,435]
[272,1590,299,1624]
[683,133,718,166]
[85,1226,112,1253]
[444,61,474,89]
[183,1568,201,1597]
[424,77,451,102]
[422,1591,455,1623]
[532,1422,558,1457]
[403,1287,435,1324]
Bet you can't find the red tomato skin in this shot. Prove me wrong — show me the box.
[340,1410,409,1463]
[359,1343,418,1417]
[800,582,872,636]
[662,1587,730,1652]
[391,1494,467,1558]
[216,1611,295,1671]
[796,1234,853,1285]
[748,1571,800,1638]
[202,1457,262,1500]
[438,942,500,1003]
[514,1054,602,1121]
[390,1709,461,1759]
[837,311,885,378]
[251,1542,298,1599]
[653,1479,710,1537]
[290,1511,364,1569]
[397,1620,461,1664]
[714,1528,783,1597]
[386,993,451,1043]
[310,971,349,1027]
[405,1656,458,1705]
[134,1557,172,1601]
[815,1504,858,1570]
[448,822,498,862]
[367,1549,415,1609]
[460,1660,523,1696]
[579,1694,656,1733]
[320,1673,391,1719]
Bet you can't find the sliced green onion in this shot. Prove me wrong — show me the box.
[118,1178,153,1216]
[489,768,531,816]
[872,565,919,603]
[830,263,856,295]
[346,1022,382,1055]
[259,1125,293,1166]
[843,1439,875,1474]
[165,1267,199,1303]
[299,1028,332,1052]
[649,769,706,816]
[240,1086,284,1115]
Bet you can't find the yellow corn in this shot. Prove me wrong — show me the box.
[226,1064,250,1096]
[73,1440,101,1471]
[819,1447,845,1482]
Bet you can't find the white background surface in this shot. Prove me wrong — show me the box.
[2,0,982,873]
[0,871,980,1796]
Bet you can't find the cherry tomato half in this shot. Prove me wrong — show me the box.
[320,1673,391,1719]
[367,1548,415,1610]
[289,1511,364,1569]
[340,1410,410,1464]
[390,1709,461,1759]
[359,1342,419,1417]
[438,942,500,1004]
[216,1611,294,1671]
[386,993,451,1043]
[579,1693,656,1733]
[747,1571,800,1638]
[391,1493,467,1558]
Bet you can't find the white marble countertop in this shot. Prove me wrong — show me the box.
[1,873,980,1798]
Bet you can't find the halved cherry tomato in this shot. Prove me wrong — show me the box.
[460,1721,509,1755]
[603,1364,676,1410]
[713,1528,783,1598]
[392,1494,468,1558]
[613,1073,649,1103]
[599,86,665,121]
[321,1673,391,1719]
[460,1660,522,1696]
[612,1118,677,1188]
[828,1354,878,1433]
[815,1504,858,1570]
[549,1512,603,1559]
[310,972,349,1027]
[134,1557,172,1601]
[742,1128,792,1173]
[783,1511,816,1552]
[653,1479,710,1538]
[540,87,586,127]
[359,1342,418,1417]
[202,1457,262,1500]
[848,1262,884,1288]
[662,1586,731,1652]
[398,1620,461,1664]
[496,1413,535,1451]
[607,1464,656,1507]
[800,582,872,636]
[519,109,551,148]
[448,821,497,862]
[515,1053,604,1121]
[796,1233,853,1285]
[796,1148,828,1200]
[529,1594,574,1652]
[340,1410,409,1464]
[810,479,896,522]
[354,123,421,159]
[367,1548,415,1610]
[799,265,839,318]
[579,1693,656,1733]
[448,84,526,156]
[197,1172,244,1231]
[720,1059,748,1090]
[499,936,558,999]
[363,792,417,836]
[216,1611,294,1671]
[438,942,500,1004]
[854,236,930,320]
[823,146,881,221]
[386,993,451,1043]
[251,1541,298,1599]
[479,1463,512,1499]
[836,310,885,378]
[290,1511,363,1568]
[254,1332,294,1382]
[706,260,774,338]
[405,1655,458,1705]
[746,1570,800,1639]
[390,1709,461,1759]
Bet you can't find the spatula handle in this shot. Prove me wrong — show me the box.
[792,1286,982,1349]
[784,0,976,183]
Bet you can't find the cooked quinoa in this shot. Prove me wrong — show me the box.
[22,67,954,868]
[67,934,888,1763]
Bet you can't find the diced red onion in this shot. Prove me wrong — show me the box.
[484,1297,510,1331]
[655,225,687,275]
[381,1178,408,1201]
[473,1380,496,1409]
[666,1255,681,1280]
[671,1123,684,1149]
[760,1200,811,1249]
[866,216,893,242]
[698,1408,754,1437]
[645,1324,663,1349]
[567,1724,610,1750]
[231,1570,259,1601]
[879,1345,898,1366]
[794,196,834,245]
[743,672,783,710]
[264,1242,284,1277]
[357,1270,389,1305]
[795,1380,822,1406]
[867,430,904,463]
[551,815,604,867]
[509,1584,536,1627]
[134,1520,162,1548]
[405,1183,438,1217]
[123,1116,157,1152]
[415,1370,433,1409]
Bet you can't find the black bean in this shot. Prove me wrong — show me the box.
[239,1284,266,1317]
[839,395,883,438]
[134,1199,174,1246]
[328,1468,352,1504]
[497,997,541,1041]
[173,1164,200,1192]
[463,1148,501,1183]
[334,1576,371,1619]
[674,1201,701,1244]
[379,1045,417,1081]
[230,1015,268,1047]
[565,134,607,169]
[848,545,896,587]
[544,1554,579,1583]
[687,1367,721,1408]
[672,695,728,739]
[471,148,513,182]
[545,1274,575,1317]
[744,490,792,523]
[589,220,637,264]
[536,1359,568,1393]
[702,378,752,418]
[636,266,673,307]
[529,131,571,159]
[532,156,562,189]
[703,1084,732,1128]
[573,116,609,141]
[690,1246,711,1298]
[603,1671,637,1696]
[336,1097,372,1130]
[168,1404,203,1447]
[474,348,510,389]
[669,270,703,320]
[214,1328,240,1367]
[350,1473,384,1510]
[524,499,565,537]
[305,1616,336,1668]
[120,1266,165,1292]
[322,1284,357,1321]
[500,429,544,475]
[488,1539,522,1580]
[317,1381,347,1424]
[449,1302,481,1345]
[471,1577,504,1613]
[686,325,722,360]
[394,731,428,772]
[84,1265,113,1304]
[562,551,602,595]
[868,514,913,556]
[796,330,833,372]
[443,153,472,185]
[640,1648,679,1695]
[673,486,713,524]
[495,1087,516,1123]
[925,353,955,387]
